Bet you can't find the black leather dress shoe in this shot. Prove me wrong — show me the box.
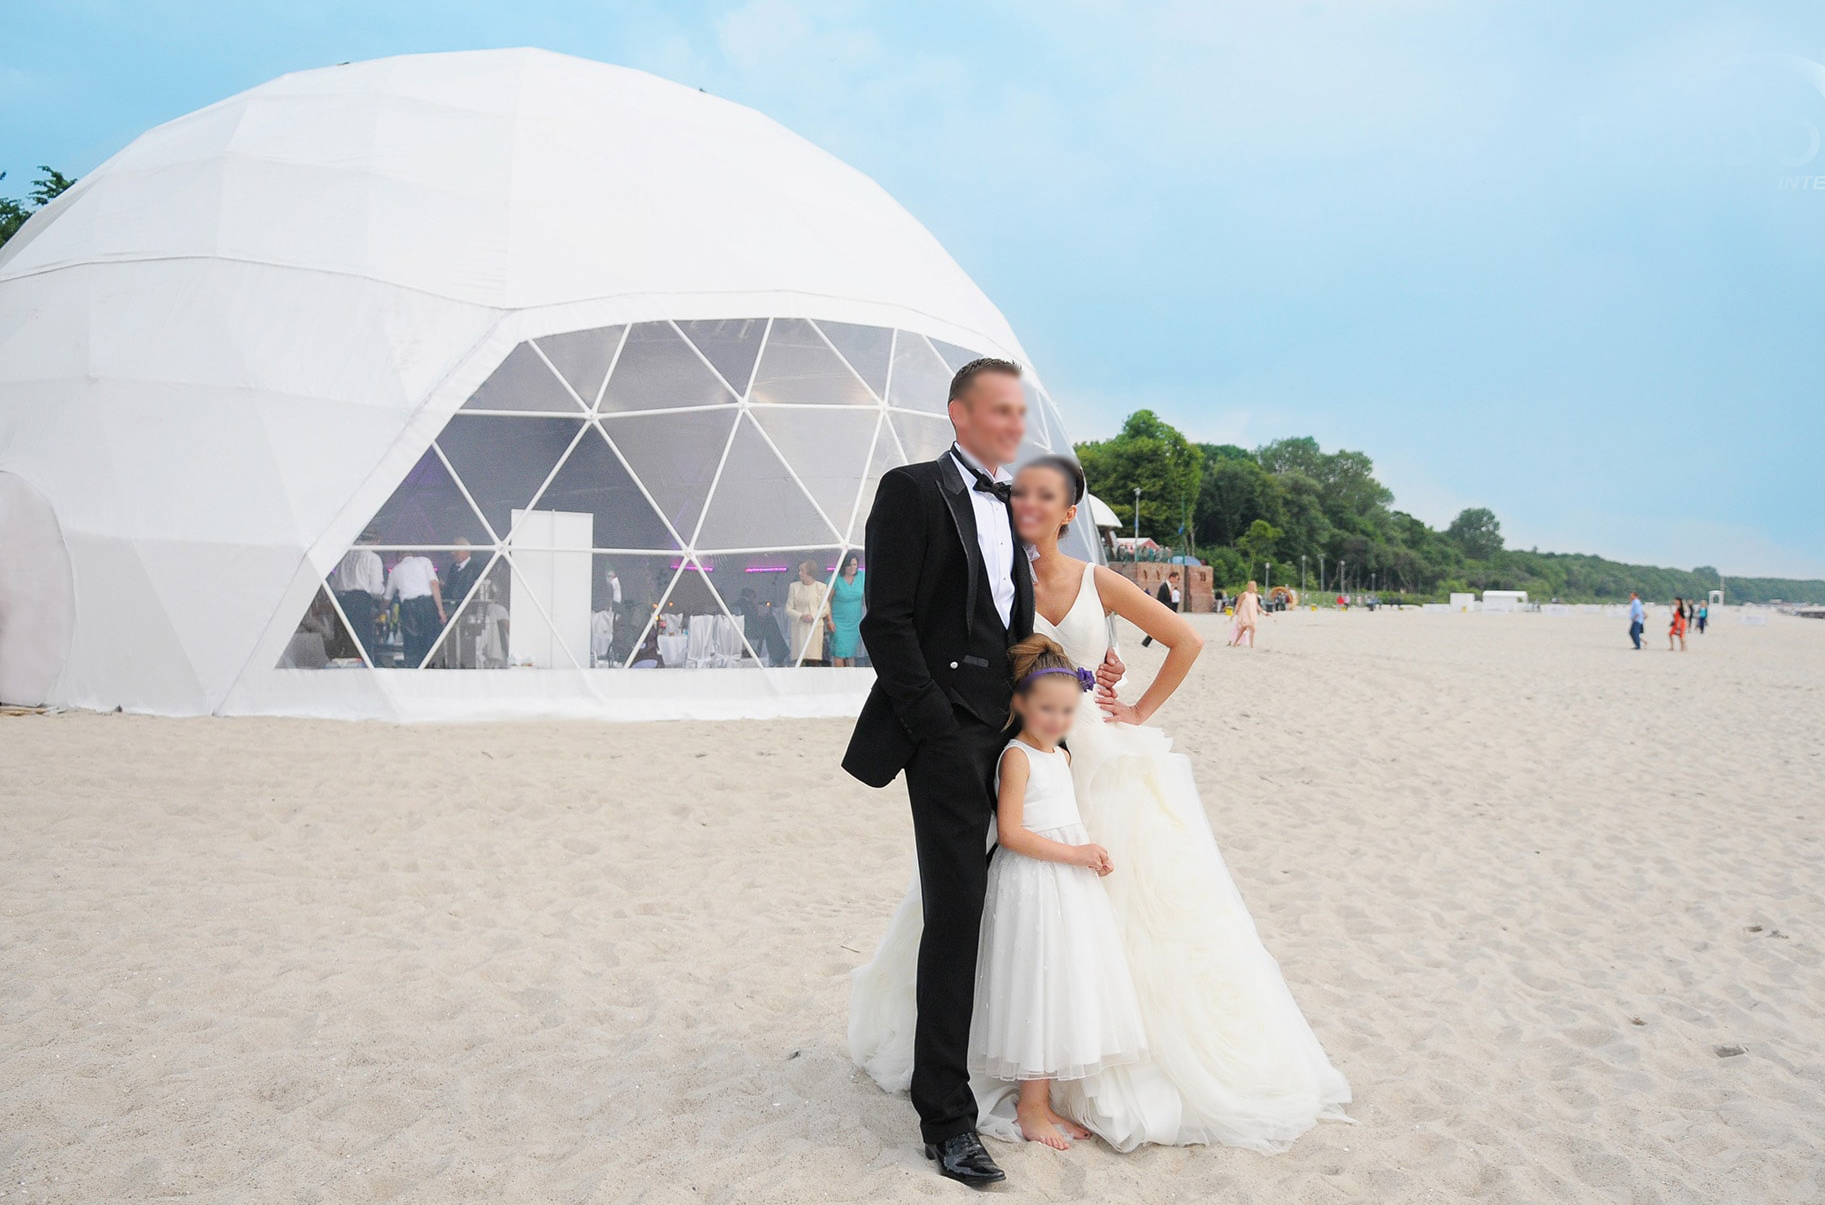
[924,1132,1006,1186]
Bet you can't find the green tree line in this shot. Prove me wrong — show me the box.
[0,166,77,247]
[1076,411,1824,604]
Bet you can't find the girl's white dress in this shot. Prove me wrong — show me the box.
[970,740,1148,1082]
[851,561,1352,1151]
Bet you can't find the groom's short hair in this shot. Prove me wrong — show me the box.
[949,357,1022,405]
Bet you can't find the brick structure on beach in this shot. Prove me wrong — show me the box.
[1108,561,1216,613]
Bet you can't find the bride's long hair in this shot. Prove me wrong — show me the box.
[1005,633,1076,730]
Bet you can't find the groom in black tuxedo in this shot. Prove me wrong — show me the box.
[844,358,1119,1186]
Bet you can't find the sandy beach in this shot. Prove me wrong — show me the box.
[3,608,1821,1204]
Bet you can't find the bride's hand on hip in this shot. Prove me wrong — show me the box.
[1098,693,1144,726]
[1095,648,1124,693]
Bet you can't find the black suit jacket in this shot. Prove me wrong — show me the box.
[842,455,1034,788]
[1156,581,1180,612]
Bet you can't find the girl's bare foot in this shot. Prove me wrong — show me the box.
[1016,1100,1072,1150]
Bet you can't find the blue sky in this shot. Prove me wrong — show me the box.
[6,1,1823,576]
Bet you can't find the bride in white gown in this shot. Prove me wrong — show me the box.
[850,455,1351,1153]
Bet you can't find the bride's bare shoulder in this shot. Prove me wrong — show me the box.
[1089,563,1142,615]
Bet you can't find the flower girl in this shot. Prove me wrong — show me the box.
[970,635,1148,1149]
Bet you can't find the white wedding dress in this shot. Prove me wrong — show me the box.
[849,561,1352,1151]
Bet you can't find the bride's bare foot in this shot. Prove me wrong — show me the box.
[1016,1099,1072,1150]
[1044,1105,1091,1140]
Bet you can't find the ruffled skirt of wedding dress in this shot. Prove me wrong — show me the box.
[848,715,1352,1152]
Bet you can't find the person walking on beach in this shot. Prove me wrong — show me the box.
[1668,597,1688,652]
[1230,580,1262,647]
[1696,600,1708,634]
[1627,593,1645,650]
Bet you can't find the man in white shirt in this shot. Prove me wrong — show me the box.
[385,552,445,668]
[330,531,386,660]
[948,443,1016,628]
[1627,592,1645,650]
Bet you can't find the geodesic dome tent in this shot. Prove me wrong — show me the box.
[0,49,1099,721]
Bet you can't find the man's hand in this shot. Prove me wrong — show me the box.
[1095,647,1124,694]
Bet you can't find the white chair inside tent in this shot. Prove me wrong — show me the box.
[686,615,719,669]
[714,613,747,668]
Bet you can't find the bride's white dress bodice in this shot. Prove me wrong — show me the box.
[1033,561,1110,681]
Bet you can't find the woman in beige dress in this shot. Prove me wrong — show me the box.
[1229,580,1263,647]
[786,558,831,665]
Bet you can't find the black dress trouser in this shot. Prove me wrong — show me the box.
[904,708,1005,1145]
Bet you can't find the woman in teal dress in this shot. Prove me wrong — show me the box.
[828,553,865,666]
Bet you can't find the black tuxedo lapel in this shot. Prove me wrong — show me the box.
[1009,514,1035,641]
[937,456,982,634]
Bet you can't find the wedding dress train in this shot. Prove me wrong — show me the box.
[849,562,1351,1151]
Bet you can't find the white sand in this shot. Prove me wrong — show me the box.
[3,609,1821,1204]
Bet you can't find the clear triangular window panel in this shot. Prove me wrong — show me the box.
[751,406,879,540]
[601,321,738,414]
[585,553,678,667]
[667,557,767,669]
[747,318,876,408]
[928,337,989,373]
[534,325,624,411]
[435,415,583,539]
[699,550,828,668]
[359,445,491,547]
[889,411,956,467]
[1022,380,1053,451]
[600,408,739,548]
[1043,394,1073,453]
[845,417,910,546]
[516,422,680,551]
[886,331,953,415]
[815,320,893,399]
[418,556,523,668]
[276,585,364,668]
[674,319,767,399]
[618,555,690,668]
[414,549,502,668]
[462,342,587,413]
[693,414,842,551]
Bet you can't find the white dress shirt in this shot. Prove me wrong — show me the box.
[950,446,1016,629]
[385,554,439,602]
[331,547,384,597]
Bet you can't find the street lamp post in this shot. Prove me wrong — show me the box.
[1301,554,1307,593]
[1340,561,1346,600]
[1132,486,1142,549]
[1266,560,1272,598]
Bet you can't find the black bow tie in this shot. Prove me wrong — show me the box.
[954,448,1011,504]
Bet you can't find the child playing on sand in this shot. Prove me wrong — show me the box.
[968,635,1148,1149]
